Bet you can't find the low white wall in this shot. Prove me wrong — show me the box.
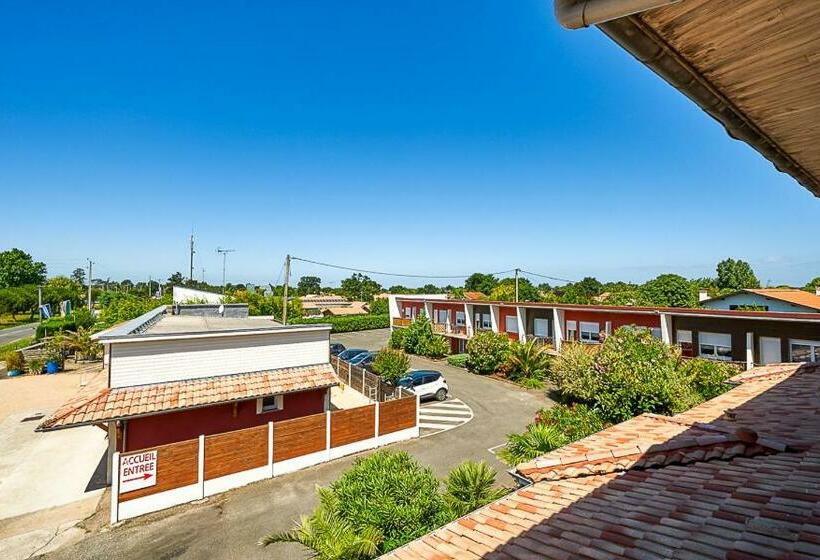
[172,286,224,304]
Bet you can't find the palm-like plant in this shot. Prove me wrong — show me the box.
[443,461,508,518]
[506,339,551,383]
[497,422,568,466]
[258,506,381,560]
[65,327,103,361]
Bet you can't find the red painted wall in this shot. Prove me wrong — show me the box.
[498,307,519,340]
[431,302,464,322]
[563,310,659,332]
[400,302,424,318]
[123,388,327,452]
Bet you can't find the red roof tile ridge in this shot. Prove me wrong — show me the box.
[38,386,111,430]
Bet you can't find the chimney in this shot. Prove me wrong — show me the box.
[698,288,710,302]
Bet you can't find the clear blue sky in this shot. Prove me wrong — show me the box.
[2,1,816,288]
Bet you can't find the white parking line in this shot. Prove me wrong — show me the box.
[418,398,474,437]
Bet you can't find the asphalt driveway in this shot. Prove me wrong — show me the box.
[43,329,549,560]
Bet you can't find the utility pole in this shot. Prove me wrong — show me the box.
[148,275,152,298]
[189,233,196,282]
[87,259,94,309]
[282,254,291,325]
[216,247,236,294]
[514,268,520,303]
[38,285,43,322]
[201,267,205,283]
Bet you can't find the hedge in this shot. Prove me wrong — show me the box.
[446,353,468,368]
[291,314,389,333]
[36,317,78,339]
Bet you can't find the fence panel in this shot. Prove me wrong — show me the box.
[378,396,417,435]
[273,413,327,461]
[119,439,199,502]
[331,405,375,448]
[204,424,267,480]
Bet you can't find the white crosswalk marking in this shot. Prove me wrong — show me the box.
[418,398,473,437]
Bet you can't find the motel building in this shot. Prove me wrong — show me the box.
[37,304,418,522]
[387,295,820,368]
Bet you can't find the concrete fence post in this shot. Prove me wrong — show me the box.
[110,451,121,524]
[268,421,274,478]
[362,368,366,396]
[325,411,332,461]
[374,401,380,441]
[197,435,205,499]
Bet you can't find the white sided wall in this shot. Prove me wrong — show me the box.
[109,329,329,388]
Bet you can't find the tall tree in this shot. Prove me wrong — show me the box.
[804,277,820,292]
[0,248,46,288]
[339,273,382,302]
[464,273,497,295]
[489,278,540,302]
[640,274,697,307]
[167,272,185,286]
[559,276,603,304]
[71,267,87,286]
[297,275,322,295]
[716,258,760,290]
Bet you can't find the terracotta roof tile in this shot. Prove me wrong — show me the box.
[381,362,820,560]
[37,363,338,430]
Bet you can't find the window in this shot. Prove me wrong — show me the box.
[699,332,732,361]
[533,318,550,338]
[256,395,283,414]
[505,315,518,333]
[580,322,600,343]
[676,330,693,344]
[566,320,577,341]
[475,312,491,330]
[650,328,662,339]
[790,339,820,362]
[404,307,412,318]
[455,311,465,326]
[435,309,449,324]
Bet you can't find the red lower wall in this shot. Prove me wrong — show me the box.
[499,307,519,339]
[123,388,327,452]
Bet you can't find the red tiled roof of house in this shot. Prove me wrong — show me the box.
[745,288,820,311]
[381,362,820,559]
[37,363,339,431]
[463,292,487,301]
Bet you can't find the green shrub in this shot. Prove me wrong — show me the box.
[401,313,433,355]
[27,357,46,375]
[292,314,389,333]
[446,353,468,368]
[466,331,510,374]
[506,339,551,386]
[388,328,406,350]
[324,450,449,553]
[680,357,735,400]
[99,293,164,326]
[3,350,25,371]
[499,404,604,465]
[549,342,598,401]
[36,316,77,339]
[419,335,449,358]
[371,348,410,384]
[443,461,508,519]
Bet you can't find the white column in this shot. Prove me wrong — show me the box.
[387,295,400,330]
[424,301,434,320]
[516,306,527,342]
[660,313,673,344]
[197,435,205,499]
[110,451,120,524]
[464,304,474,337]
[553,308,564,351]
[489,305,500,333]
[746,332,754,370]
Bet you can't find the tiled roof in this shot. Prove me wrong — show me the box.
[745,288,820,311]
[382,362,820,559]
[37,363,339,431]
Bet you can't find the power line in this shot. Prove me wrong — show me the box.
[289,256,515,280]
[518,269,576,284]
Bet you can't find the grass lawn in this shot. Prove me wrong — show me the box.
[0,336,36,356]
[0,313,35,330]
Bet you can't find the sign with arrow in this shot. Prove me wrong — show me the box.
[119,450,157,493]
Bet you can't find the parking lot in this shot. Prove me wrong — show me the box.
[42,329,550,559]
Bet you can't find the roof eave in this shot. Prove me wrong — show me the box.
[595,15,820,198]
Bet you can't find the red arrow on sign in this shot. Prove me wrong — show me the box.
[123,473,153,483]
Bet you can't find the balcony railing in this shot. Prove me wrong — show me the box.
[392,317,412,327]
[432,323,469,336]
[526,335,555,349]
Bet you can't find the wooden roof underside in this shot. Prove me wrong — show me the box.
[599,0,820,198]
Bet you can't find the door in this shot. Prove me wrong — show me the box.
[759,337,782,364]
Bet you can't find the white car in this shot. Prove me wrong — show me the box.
[398,370,449,401]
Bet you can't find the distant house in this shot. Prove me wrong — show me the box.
[322,302,369,316]
[701,288,820,314]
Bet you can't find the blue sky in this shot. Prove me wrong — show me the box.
[1,1,816,288]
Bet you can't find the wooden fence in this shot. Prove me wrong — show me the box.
[330,355,408,402]
[111,393,419,522]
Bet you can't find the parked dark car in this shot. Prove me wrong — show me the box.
[337,348,368,362]
[329,342,346,356]
[348,351,375,368]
